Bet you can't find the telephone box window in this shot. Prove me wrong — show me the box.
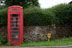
[12,28,18,30]
[10,9,20,11]
[12,24,19,27]
[12,38,19,41]
[12,35,18,38]
[11,18,18,20]
[16,18,18,20]
[12,21,18,23]
[12,32,19,34]
[12,35,19,41]
[11,14,19,17]
[13,18,16,20]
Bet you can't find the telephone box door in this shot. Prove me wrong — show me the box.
[8,6,23,45]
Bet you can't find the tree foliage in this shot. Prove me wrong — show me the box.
[0,0,5,1]
[69,1,72,4]
[5,0,39,8]
[50,4,72,25]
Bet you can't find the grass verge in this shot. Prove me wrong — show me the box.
[20,37,72,47]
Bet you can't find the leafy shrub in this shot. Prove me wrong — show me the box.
[0,42,2,46]
[49,4,72,24]
[0,37,7,45]
[0,8,8,24]
[24,7,55,26]
[6,43,12,46]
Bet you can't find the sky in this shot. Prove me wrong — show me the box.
[0,0,72,8]
[39,0,72,8]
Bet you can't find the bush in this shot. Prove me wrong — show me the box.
[0,42,2,46]
[24,7,55,26]
[0,8,8,24]
[0,37,7,45]
[49,4,72,25]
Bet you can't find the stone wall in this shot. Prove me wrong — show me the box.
[0,25,72,42]
[24,26,54,42]
[0,26,7,38]
[56,25,72,38]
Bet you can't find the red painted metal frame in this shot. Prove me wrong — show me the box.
[8,6,23,45]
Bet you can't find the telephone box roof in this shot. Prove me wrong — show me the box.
[8,5,23,9]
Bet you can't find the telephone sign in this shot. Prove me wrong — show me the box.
[8,6,23,45]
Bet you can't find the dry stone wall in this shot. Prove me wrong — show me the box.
[0,25,72,42]
[24,25,58,42]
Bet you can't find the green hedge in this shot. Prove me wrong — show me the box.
[0,8,8,24]
[24,7,55,26]
[49,4,72,24]
[0,37,7,46]
[0,4,72,26]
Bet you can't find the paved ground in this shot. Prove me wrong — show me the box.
[0,46,72,48]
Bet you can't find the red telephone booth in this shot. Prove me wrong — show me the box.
[8,6,23,45]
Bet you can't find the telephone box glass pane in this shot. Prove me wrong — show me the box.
[12,28,18,30]
[12,35,18,38]
[12,35,19,41]
[10,9,20,11]
[13,18,16,20]
[12,21,18,23]
[11,14,19,17]
[12,32,18,34]
[12,38,19,41]
[11,18,18,20]
[12,24,19,27]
